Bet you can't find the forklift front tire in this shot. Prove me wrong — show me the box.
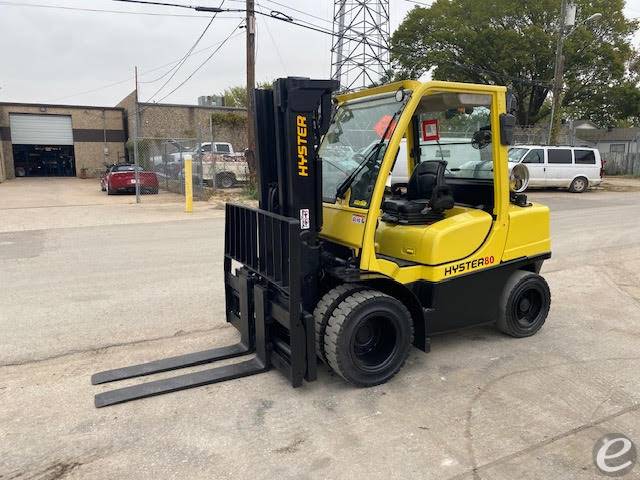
[323,290,414,387]
[314,284,367,363]
[497,271,550,338]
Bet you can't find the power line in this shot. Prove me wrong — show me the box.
[51,77,134,102]
[144,1,226,101]
[111,0,200,9]
[226,0,333,26]
[404,0,431,6]
[105,0,392,53]
[52,34,243,102]
[256,6,288,75]
[258,0,332,25]
[0,0,241,18]
[153,24,243,104]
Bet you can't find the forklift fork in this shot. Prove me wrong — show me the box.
[92,78,337,407]
[92,205,315,408]
[92,276,273,408]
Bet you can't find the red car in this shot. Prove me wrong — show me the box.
[101,163,159,195]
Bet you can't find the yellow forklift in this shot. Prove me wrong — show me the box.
[92,78,551,407]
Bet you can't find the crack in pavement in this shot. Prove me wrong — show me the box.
[453,356,640,480]
[0,324,232,369]
[450,400,640,480]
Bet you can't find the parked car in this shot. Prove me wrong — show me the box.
[508,145,603,193]
[101,163,159,195]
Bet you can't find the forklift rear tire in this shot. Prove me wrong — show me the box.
[323,289,414,387]
[314,284,368,363]
[496,271,550,338]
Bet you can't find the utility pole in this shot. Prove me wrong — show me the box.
[548,0,568,145]
[210,114,216,194]
[245,0,256,173]
[133,66,141,204]
[102,109,107,167]
[548,6,601,145]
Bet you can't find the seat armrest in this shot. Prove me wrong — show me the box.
[424,185,455,214]
[390,182,409,196]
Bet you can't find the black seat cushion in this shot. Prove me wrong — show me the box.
[382,160,454,225]
[407,161,440,200]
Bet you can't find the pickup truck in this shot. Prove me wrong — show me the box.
[149,141,248,188]
[200,153,249,188]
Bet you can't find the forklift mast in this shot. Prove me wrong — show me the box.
[254,78,338,311]
[92,78,338,407]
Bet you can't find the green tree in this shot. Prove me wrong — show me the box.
[390,0,639,127]
[219,81,274,108]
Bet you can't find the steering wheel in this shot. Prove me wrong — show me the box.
[390,183,408,196]
[472,129,492,149]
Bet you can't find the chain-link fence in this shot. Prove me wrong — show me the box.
[131,137,249,200]
[513,125,550,145]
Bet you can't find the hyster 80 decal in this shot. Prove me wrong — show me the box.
[296,115,308,177]
[444,256,495,277]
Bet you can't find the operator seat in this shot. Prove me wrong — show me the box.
[381,160,454,224]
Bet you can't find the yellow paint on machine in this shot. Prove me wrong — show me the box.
[375,206,492,265]
[319,79,551,285]
[502,203,552,261]
[296,115,309,177]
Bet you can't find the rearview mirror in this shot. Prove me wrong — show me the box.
[500,113,516,145]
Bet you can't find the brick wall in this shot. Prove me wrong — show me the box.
[0,103,126,180]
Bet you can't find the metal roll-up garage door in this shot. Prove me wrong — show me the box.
[10,114,76,177]
[9,114,73,145]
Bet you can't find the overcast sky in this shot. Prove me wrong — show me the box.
[0,0,639,107]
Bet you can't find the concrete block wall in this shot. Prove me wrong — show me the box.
[117,90,248,151]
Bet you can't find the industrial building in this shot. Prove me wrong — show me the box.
[0,102,127,182]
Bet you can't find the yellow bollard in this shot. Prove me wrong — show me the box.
[184,155,193,213]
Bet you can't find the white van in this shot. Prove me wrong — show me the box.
[508,145,603,193]
[389,137,493,186]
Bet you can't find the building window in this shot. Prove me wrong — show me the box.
[574,149,596,164]
[547,148,573,164]
[610,143,626,153]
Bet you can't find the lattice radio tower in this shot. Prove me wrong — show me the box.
[331,0,391,91]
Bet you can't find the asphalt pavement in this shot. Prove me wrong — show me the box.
[1,179,639,479]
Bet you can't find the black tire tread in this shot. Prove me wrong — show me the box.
[313,284,365,363]
[497,270,551,337]
[324,289,414,386]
